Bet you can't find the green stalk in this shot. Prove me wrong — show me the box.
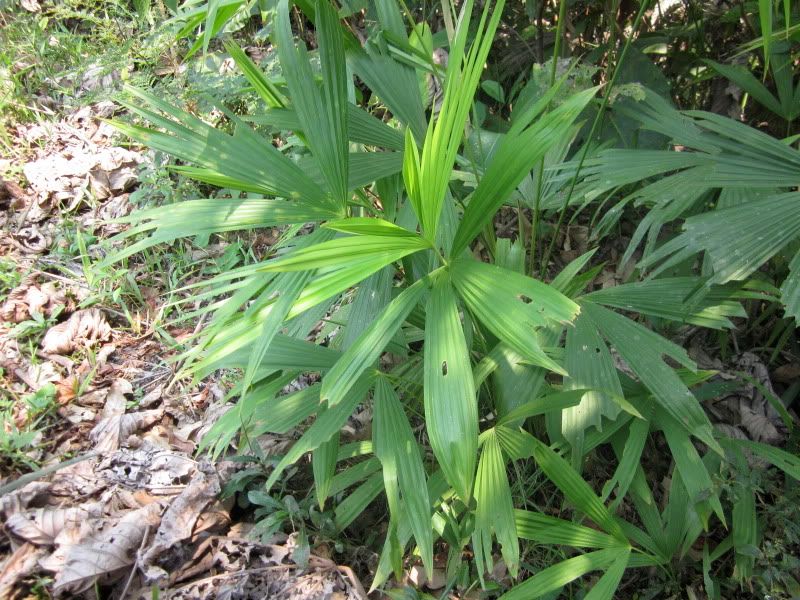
[539,0,652,278]
[528,0,568,276]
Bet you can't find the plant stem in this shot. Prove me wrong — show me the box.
[539,0,652,278]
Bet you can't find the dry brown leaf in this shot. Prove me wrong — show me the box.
[53,502,162,595]
[58,404,96,424]
[89,380,162,453]
[6,502,104,546]
[141,464,221,581]
[0,543,45,599]
[54,376,77,404]
[0,281,67,324]
[99,446,196,492]
[41,308,111,354]
[774,363,800,384]
[14,224,51,253]
[0,482,51,520]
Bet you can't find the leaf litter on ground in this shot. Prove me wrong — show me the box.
[0,101,368,600]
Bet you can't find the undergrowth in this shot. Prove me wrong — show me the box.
[1,0,799,597]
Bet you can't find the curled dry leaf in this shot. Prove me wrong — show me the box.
[141,464,222,581]
[0,280,66,324]
[6,502,104,546]
[53,502,162,595]
[90,379,163,453]
[41,308,111,355]
[725,352,786,444]
[0,482,52,520]
[22,145,141,213]
[14,224,51,253]
[0,543,45,600]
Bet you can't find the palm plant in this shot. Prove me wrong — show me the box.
[105,0,800,596]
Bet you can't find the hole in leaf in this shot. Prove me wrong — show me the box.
[441,361,448,376]
[518,295,533,304]
[595,347,601,354]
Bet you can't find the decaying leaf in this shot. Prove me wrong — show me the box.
[141,463,221,579]
[53,502,162,595]
[41,308,111,355]
[0,280,67,324]
[6,502,104,546]
[88,379,163,453]
[0,482,51,521]
[0,543,45,599]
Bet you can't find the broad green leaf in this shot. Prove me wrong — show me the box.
[580,302,718,451]
[563,312,623,453]
[583,547,630,600]
[313,431,340,508]
[334,472,384,530]
[704,59,783,116]
[496,390,586,427]
[350,52,427,143]
[498,549,623,600]
[584,278,747,329]
[251,385,321,437]
[257,234,429,273]
[451,258,579,374]
[275,0,348,205]
[424,274,479,502]
[337,441,374,461]
[224,39,286,108]
[328,456,381,497]
[452,87,598,256]
[551,249,599,295]
[602,418,650,512]
[658,407,725,527]
[402,127,422,220]
[682,192,800,283]
[780,248,800,323]
[732,480,757,580]
[298,151,403,190]
[373,0,405,40]
[265,376,373,492]
[495,424,539,460]
[370,471,451,591]
[321,278,428,406]
[103,198,337,266]
[195,332,340,379]
[723,437,800,480]
[490,343,552,424]
[373,378,434,576]
[242,256,328,400]
[473,429,519,578]
[526,433,627,541]
[514,509,624,549]
[249,103,405,150]
[340,267,394,349]
[323,218,422,237]
[412,0,506,240]
[113,87,333,208]
[288,254,406,319]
